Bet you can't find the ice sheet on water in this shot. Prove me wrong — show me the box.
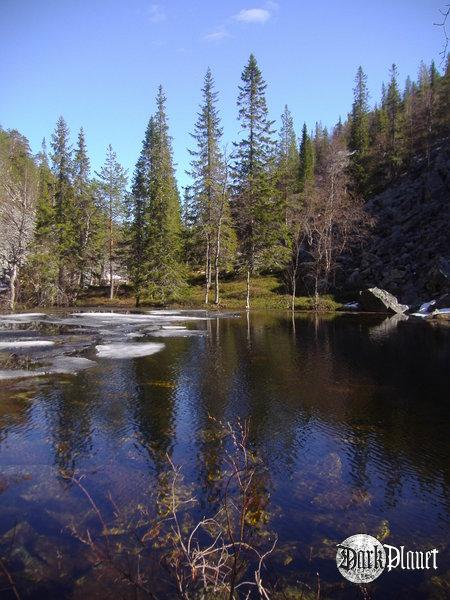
[49,356,96,374]
[161,325,186,330]
[0,340,55,349]
[0,369,47,380]
[0,313,47,320]
[0,356,96,380]
[95,342,165,359]
[149,329,205,338]
[418,300,436,314]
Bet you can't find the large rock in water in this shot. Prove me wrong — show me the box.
[359,287,409,314]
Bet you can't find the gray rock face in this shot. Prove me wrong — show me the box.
[359,287,409,314]
[339,144,450,304]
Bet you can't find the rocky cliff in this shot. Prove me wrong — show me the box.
[340,142,450,304]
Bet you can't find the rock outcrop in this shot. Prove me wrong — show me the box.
[359,287,409,314]
[339,143,450,304]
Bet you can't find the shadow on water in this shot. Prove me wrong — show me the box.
[0,310,449,598]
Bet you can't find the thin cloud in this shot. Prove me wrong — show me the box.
[148,4,166,23]
[234,8,271,24]
[203,30,232,43]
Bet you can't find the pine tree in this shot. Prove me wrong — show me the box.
[145,86,184,302]
[233,54,286,308]
[298,123,315,191]
[96,144,128,299]
[348,66,370,195]
[50,116,73,295]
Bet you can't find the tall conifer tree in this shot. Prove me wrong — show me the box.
[277,105,299,222]
[233,54,285,308]
[298,123,315,191]
[189,68,235,304]
[146,86,184,301]
[50,116,73,294]
[129,118,153,305]
[348,66,370,195]
[96,145,128,299]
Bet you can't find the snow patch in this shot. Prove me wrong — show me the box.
[95,342,165,359]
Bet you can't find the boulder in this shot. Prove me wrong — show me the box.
[359,287,409,314]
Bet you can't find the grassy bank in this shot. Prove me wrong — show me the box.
[77,274,342,311]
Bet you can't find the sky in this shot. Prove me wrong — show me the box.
[0,0,447,189]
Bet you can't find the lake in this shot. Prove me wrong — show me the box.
[0,310,448,599]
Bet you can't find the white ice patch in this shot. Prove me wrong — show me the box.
[149,330,204,338]
[49,356,96,374]
[95,342,165,359]
[0,356,95,380]
[0,313,46,320]
[343,302,359,310]
[0,340,55,349]
[71,312,154,322]
[161,325,187,330]
[148,310,181,315]
[0,369,47,380]
[418,300,436,314]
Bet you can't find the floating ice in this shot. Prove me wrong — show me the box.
[71,312,154,324]
[0,313,46,320]
[149,329,205,338]
[0,369,46,380]
[95,342,165,359]
[0,356,96,380]
[49,356,96,374]
[0,340,55,349]
[418,300,436,314]
[161,325,187,330]
[343,302,359,310]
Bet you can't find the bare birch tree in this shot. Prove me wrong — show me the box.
[0,160,37,309]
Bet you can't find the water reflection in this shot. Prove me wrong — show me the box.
[0,311,448,598]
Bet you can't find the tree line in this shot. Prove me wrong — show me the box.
[1,54,449,310]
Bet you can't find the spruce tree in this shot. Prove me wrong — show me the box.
[276,105,299,222]
[348,66,370,196]
[128,118,153,306]
[385,64,403,178]
[189,68,235,304]
[96,145,128,299]
[298,123,315,191]
[146,86,184,302]
[35,139,55,238]
[50,116,73,295]
[232,54,285,308]
[73,127,94,287]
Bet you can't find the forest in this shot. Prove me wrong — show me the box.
[1,53,449,311]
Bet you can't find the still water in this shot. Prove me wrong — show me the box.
[0,310,448,599]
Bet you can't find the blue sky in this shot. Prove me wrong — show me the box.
[0,1,446,189]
